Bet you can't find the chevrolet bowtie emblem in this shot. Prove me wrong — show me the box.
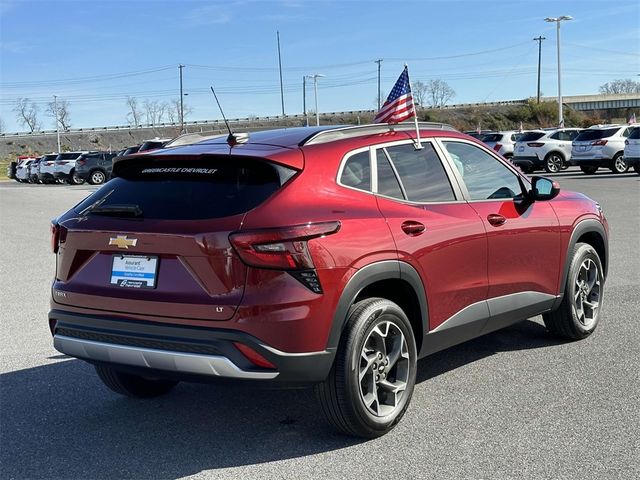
[109,235,138,249]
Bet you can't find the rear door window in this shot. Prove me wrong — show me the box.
[381,143,455,202]
[376,150,404,199]
[74,158,288,220]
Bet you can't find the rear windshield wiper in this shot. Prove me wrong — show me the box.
[89,204,143,217]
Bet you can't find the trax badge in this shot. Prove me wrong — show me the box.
[109,235,138,249]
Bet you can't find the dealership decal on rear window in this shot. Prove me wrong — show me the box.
[140,167,218,175]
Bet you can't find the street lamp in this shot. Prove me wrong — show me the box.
[306,74,325,126]
[545,15,573,127]
[53,95,61,152]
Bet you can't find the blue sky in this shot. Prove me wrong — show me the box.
[1,0,638,132]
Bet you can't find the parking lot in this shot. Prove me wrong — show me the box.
[0,169,638,480]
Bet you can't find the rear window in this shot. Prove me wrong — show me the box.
[139,141,165,152]
[517,132,545,142]
[575,128,620,141]
[629,127,640,140]
[482,134,503,142]
[74,158,289,220]
[57,153,81,160]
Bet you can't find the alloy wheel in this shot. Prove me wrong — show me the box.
[91,171,106,184]
[358,320,410,417]
[613,155,628,173]
[546,154,562,173]
[572,258,600,330]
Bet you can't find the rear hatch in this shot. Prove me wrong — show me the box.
[55,152,81,174]
[53,155,296,321]
[572,128,620,157]
[514,131,546,157]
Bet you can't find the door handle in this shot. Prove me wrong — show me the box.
[401,221,426,236]
[487,214,506,227]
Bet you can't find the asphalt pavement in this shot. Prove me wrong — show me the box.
[1,170,638,480]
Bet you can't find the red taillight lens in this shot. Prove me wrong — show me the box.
[592,139,608,146]
[233,342,276,369]
[77,159,86,166]
[51,222,59,253]
[493,144,502,152]
[527,142,545,147]
[229,221,341,270]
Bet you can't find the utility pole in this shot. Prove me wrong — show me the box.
[277,31,285,116]
[375,59,383,110]
[178,64,184,133]
[303,76,308,127]
[545,16,572,127]
[53,95,61,152]
[533,36,546,103]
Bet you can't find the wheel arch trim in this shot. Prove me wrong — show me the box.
[326,260,428,350]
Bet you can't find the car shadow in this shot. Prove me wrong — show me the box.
[1,319,564,479]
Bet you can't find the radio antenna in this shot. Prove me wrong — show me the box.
[210,86,247,146]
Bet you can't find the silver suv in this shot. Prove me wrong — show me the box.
[512,128,582,173]
[572,125,635,174]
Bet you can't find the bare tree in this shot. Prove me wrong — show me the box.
[166,99,193,124]
[412,80,428,107]
[13,98,40,132]
[425,79,456,108]
[46,99,72,131]
[143,100,166,125]
[125,96,142,126]
[599,79,640,94]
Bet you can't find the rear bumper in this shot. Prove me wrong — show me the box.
[512,155,542,169]
[49,309,335,385]
[624,156,640,167]
[53,171,70,180]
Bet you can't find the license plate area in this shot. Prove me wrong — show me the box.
[110,255,159,289]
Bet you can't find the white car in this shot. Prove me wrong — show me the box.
[53,151,89,184]
[623,126,640,175]
[512,128,582,173]
[37,153,60,184]
[15,158,35,183]
[572,124,636,174]
[480,131,523,159]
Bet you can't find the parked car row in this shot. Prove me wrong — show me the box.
[6,137,176,186]
[477,124,640,175]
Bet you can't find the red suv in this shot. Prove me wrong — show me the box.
[49,123,608,437]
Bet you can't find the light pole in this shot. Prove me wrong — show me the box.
[375,59,383,110]
[306,74,325,126]
[53,95,61,152]
[302,76,308,127]
[178,64,185,132]
[545,15,572,127]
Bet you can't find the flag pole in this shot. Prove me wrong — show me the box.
[406,64,422,150]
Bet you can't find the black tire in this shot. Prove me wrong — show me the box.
[95,365,178,398]
[543,243,604,340]
[70,170,85,185]
[634,164,640,175]
[580,165,598,175]
[89,169,106,185]
[610,153,628,174]
[315,298,417,438]
[544,152,564,173]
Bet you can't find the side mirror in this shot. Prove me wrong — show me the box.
[530,176,560,201]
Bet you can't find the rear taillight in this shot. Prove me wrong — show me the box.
[77,159,86,166]
[233,342,276,369]
[51,222,59,253]
[229,221,340,293]
[493,144,502,152]
[592,140,608,146]
[527,142,545,147]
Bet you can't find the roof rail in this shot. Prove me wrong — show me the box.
[301,122,457,146]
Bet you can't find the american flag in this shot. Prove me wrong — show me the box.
[374,66,415,124]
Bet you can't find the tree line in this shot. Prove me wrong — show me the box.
[3,78,639,133]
